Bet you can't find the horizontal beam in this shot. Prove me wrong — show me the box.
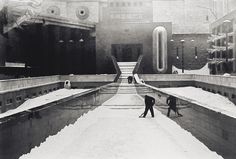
[3,11,95,33]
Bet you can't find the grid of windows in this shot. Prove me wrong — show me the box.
[110,1,143,7]
[208,17,235,74]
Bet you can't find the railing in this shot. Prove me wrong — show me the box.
[133,55,143,74]
[138,74,194,82]
[193,74,236,88]
[137,74,236,88]
[0,75,61,92]
[60,74,116,82]
[0,74,118,113]
[111,55,121,82]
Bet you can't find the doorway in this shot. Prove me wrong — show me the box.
[112,44,142,62]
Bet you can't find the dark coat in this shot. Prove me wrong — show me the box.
[166,96,177,111]
[145,95,155,106]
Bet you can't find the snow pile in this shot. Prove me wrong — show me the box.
[172,64,210,75]
[160,87,236,118]
[0,88,90,119]
[20,94,222,159]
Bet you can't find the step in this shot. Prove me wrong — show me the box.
[117,62,137,65]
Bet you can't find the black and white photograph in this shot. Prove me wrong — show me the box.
[0,0,236,158]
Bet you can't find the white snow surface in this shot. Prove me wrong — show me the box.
[0,88,90,119]
[20,94,222,159]
[160,86,236,118]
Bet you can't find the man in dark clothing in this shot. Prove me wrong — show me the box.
[166,95,183,117]
[127,76,133,84]
[140,95,155,118]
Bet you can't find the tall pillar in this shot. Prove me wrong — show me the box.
[0,34,6,66]
[42,25,50,75]
[233,19,236,72]
[53,25,61,75]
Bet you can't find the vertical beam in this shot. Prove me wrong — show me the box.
[181,41,184,73]
[0,34,6,66]
[42,25,49,75]
[233,19,236,72]
[53,25,61,74]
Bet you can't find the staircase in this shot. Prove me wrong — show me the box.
[117,62,137,79]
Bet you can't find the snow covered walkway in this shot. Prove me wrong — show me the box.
[160,87,236,118]
[0,88,90,119]
[20,85,223,159]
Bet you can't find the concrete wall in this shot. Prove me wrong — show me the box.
[0,76,60,92]
[0,83,61,113]
[0,75,61,112]
[96,22,172,74]
[0,74,117,113]
[2,0,212,74]
[171,102,236,159]
[60,74,117,88]
[194,74,236,87]
[60,74,116,82]
[136,84,236,159]
[139,74,236,88]
[95,1,210,73]
[139,74,194,82]
[214,0,236,19]
[139,74,236,104]
[41,1,67,17]
[35,0,100,23]
[153,0,213,34]
[67,1,99,23]
[228,0,236,13]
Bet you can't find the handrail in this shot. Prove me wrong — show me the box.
[111,56,121,82]
[133,55,144,74]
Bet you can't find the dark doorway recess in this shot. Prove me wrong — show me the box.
[112,44,142,62]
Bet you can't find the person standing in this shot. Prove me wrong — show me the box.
[140,95,155,118]
[166,95,183,117]
[127,76,133,84]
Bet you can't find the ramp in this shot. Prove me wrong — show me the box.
[20,83,222,159]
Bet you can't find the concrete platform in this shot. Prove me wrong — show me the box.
[20,86,222,159]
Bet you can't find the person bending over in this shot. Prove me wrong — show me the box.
[140,95,155,118]
[166,95,183,117]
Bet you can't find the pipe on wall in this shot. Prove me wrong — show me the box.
[153,26,168,73]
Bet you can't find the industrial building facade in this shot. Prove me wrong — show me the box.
[0,0,234,77]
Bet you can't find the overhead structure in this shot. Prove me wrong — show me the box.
[0,0,95,34]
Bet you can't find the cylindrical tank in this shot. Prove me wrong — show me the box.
[153,26,168,73]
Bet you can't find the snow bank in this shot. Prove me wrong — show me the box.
[160,87,236,118]
[20,94,222,159]
[0,89,90,119]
